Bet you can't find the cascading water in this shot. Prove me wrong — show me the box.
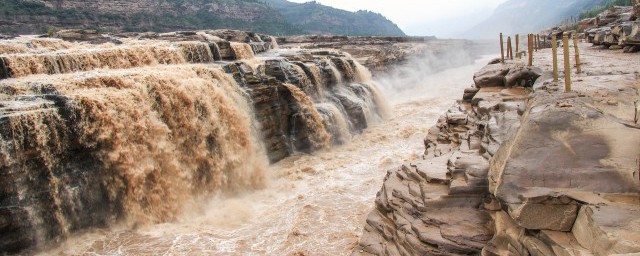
[0,41,217,78]
[284,83,332,151]
[0,64,269,251]
[230,42,255,60]
[0,32,392,254]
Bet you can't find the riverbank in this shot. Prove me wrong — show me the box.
[354,40,640,255]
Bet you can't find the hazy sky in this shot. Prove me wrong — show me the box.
[288,0,509,37]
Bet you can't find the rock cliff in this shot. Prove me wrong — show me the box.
[577,5,640,52]
[278,36,475,73]
[0,0,300,35]
[354,38,640,255]
[0,0,406,37]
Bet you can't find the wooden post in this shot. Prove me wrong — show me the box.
[552,33,559,83]
[573,34,582,74]
[500,33,505,64]
[543,36,546,49]
[538,34,542,49]
[505,39,509,59]
[563,33,572,92]
[534,34,538,52]
[506,36,511,59]
[515,34,520,54]
[508,36,514,60]
[528,34,534,66]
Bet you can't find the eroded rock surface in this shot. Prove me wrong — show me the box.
[355,41,640,256]
[278,36,477,73]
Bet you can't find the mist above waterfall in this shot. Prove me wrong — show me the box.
[374,40,478,104]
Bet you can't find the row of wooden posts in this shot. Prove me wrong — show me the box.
[499,32,582,93]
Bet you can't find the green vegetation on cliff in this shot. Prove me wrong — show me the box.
[579,0,635,18]
[0,0,301,35]
[263,0,406,36]
[0,0,405,36]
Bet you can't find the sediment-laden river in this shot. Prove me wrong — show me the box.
[42,55,492,256]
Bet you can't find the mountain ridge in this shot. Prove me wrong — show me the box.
[263,0,406,36]
[464,0,608,39]
[0,0,406,36]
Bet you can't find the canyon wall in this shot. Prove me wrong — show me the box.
[0,0,299,35]
[0,0,406,36]
[355,43,640,255]
[0,29,388,253]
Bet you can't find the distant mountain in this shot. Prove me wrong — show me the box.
[263,0,406,36]
[464,0,607,39]
[0,0,406,36]
[0,0,303,35]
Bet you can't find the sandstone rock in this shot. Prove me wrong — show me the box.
[359,43,640,255]
[572,206,640,255]
[488,58,502,64]
[473,64,510,88]
[507,197,580,231]
[463,87,480,101]
[626,21,640,45]
[54,29,105,42]
[504,66,543,87]
[279,36,475,73]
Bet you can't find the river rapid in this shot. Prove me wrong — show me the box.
[42,53,493,256]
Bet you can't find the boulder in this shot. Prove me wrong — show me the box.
[625,21,640,45]
[463,87,480,101]
[473,64,510,88]
[504,66,543,87]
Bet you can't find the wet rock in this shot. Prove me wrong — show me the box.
[54,29,105,41]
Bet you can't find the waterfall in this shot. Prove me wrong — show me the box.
[230,42,255,60]
[0,65,268,250]
[284,83,331,151]
[353,60,391,119]
[269,36,280,49]
[0,37,73,54]
[316,102,353,144]
[0,31,391,253]
[301,63,325,97]
[0,41,218,78]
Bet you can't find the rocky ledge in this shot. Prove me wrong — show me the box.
[278,35,476,73]
[355,40,640,255]
[577,5,640,52]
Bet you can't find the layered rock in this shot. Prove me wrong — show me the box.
[0,30,388,253]
[0,0,300,35]
[355,42,640,255]
[277,36,476,73]
[578,5,640,51]
[354,62,533,255]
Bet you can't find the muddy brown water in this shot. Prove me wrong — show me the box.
[39,55,494,256]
